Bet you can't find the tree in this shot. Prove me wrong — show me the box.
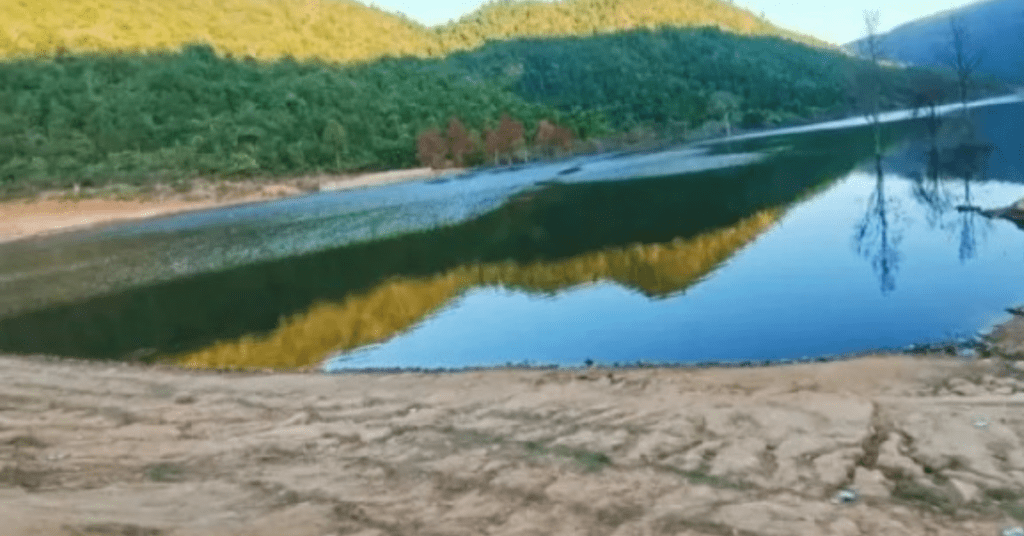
[446,117,473,168]
[534,119,575,157]
[485,113,525,165]
[321,119,348,170]
[908,70,946,140]
[857,9,885,155]
[942,16,984,112]
[709,91,740,136]
[416,128,446,169]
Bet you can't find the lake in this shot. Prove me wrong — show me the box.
[1,98,1022,371]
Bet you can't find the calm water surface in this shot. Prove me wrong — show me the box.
[1,99,1022,370]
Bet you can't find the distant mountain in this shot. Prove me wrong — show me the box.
[845,0,1024,82]
[438,0,830,50]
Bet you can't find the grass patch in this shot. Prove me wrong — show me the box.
[664,465,748,490]
[144,462,186,483]
[892,480,957,515]
[980,487,1024,521]
[1002,502,1024,522]
[523,441,612,473]
[0,465,43,489]
[985,487,1022,502]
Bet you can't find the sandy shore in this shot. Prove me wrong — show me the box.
[4,347,1024,536]
[0,168,453,244]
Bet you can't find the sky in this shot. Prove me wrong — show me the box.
[369,0,983,44]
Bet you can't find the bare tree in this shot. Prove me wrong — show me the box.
[858,9,885,155]
[943,16,984,113]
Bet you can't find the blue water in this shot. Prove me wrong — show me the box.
[326,171,1024,371]
[1,99,1022,369]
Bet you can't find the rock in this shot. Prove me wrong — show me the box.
[173,392,196,404]
[994,386,1014,396]
[949,378,982,397]
[876,437,925,480]
[853,467,891,499]
[950,479,979,503]
[827,518,860,536]
[813,449,860,489]
[710,438,767,476]
[281,410,315,427]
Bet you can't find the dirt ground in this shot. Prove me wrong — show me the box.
[5,345,1024,536]
[0,168,453,244]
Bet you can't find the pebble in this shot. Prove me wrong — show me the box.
[1001,527,1024,536]
[173,392,196,405]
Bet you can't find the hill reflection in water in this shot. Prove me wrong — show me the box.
[0,126,879,369]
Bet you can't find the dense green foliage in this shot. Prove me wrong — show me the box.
[0,46,593,190]
[0,26,1003,191]
[436,0,828,50]
[452,28,849,130]
[455,28,995,131]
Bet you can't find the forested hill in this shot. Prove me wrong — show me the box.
[0,0,827,64]
[0,0,440,63]
[437,0,829,51]
[844,0,1024,83]
[450,28,855,131]
[1,27,986,194]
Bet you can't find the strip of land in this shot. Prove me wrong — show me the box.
[4,337,1024,535]
[0,168,453,244]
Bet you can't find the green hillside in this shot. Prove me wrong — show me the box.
[438,0,830,50]
[451,28,853,131]
[0,0,999,194]
[0,0,440,63]
[0,0,828,64]
[0,46,592,192]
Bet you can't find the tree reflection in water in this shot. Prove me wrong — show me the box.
[952,142,994,262]
[854,155,904,294]
[908,114,996,263]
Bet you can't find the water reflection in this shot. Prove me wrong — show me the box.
[1,104,1020,371]
[854,156,904,293]
[0,126,878,368]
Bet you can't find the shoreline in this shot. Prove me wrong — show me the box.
[4,350,1024,535]
[0,167,457,245]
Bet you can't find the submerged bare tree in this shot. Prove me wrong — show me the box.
[857,9,885,155]
[943,16,984,113]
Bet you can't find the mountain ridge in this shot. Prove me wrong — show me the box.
[844,0,1024,82]
[0,0,829,63]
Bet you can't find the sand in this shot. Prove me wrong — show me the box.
[4,351,1024,535]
